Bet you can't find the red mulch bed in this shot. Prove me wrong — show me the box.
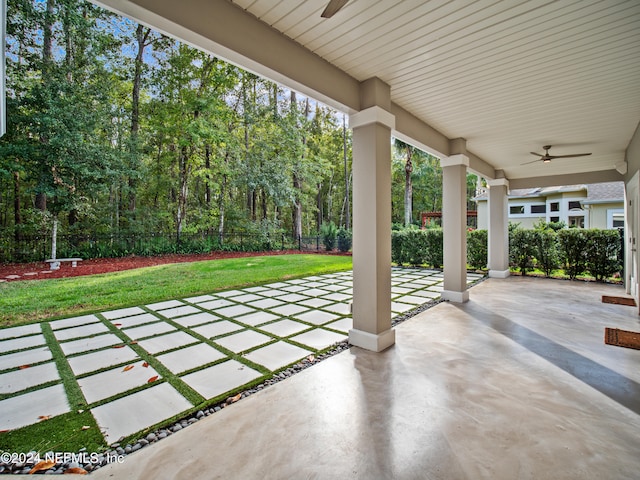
[0,250,347,283]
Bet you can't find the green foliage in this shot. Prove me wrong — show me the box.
[534,229,560,277]
[510,228,537,275]
[337,227,352,252]
[557,229,588,280]
[320,221,338,251]
[467,229,488,270]
[584,229,621,281]
[391,227,443,268]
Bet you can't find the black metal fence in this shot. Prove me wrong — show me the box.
[0,232,328,264]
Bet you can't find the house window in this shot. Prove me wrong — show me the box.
[568,216,584,228]
[613,216,624,228]
[568,201,582,210]
[510,205,525,215]
[550,216,560,223]
[531,204,546,214]
[550,202,559,212]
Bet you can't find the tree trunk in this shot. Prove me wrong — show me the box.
[13,172,22,241]
[51,215,58,260]
[176,146,189,240]
[404,147,414,227]
[205,145,211,206]
[343,114,350,229]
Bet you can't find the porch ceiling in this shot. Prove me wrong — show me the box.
[92,0,640,185]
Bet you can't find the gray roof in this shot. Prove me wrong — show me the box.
[585,182,625,203]
[475,182,623,202]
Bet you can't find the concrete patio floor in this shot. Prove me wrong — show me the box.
[1,268,485,447]
[89,276,640,480]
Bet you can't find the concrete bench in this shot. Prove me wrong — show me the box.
[45,258,83,270]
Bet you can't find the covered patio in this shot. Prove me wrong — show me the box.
[91,277,640,479]
[89,0,640,351]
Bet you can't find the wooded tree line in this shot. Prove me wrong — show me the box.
[1,0,474,248]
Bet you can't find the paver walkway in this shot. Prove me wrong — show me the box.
[0,268,483,445]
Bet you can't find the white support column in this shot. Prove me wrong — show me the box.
[488,178,510,278]
[348,103,395,352]
[441,154,469,303]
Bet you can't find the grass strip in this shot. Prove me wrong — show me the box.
[0,254,352,327]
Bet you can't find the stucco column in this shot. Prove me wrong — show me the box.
[348,80,395,352]
[441,154,469,303]
[488,178,510,278]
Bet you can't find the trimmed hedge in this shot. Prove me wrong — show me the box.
[391,228,443,268]
[467,229,488,270]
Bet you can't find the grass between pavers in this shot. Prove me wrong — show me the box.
[0,254,353,326]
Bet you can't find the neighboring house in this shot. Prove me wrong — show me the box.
[475,182,624,230]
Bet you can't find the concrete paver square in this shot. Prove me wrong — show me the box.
[298,297,333,308]
[172,312,220,328]
[270,304,309,316]
[394,295,428,305]
[157,305,202,318]
[284,279,307,284]
[214,330,273,353]
[0,384,69,431]
[318,284,346,292]
[0,347,51,371]
[294,310,339,326]
[183,294,215,303]
[322,303,351,315]
[68,346,138,376]
[214,305,257,318]
[324,317,353,333]
[280,285,307,293]
[300,281,325,287]
[91,383,192,444]
[391,286,413,295]
[180,360,262,400]
[49,315,99,331]
[427,285,444,292]
[246,298,285,309]
[54,322,110,341]
[300,288,332,297]
[192,321,244,339]
[391,302,416,313]
[0,334,46,353]
[111,313,159,328]
[321,292,351,302]
[215,290,245,298]
[258,319,311,337]
[399,282,429,290]
[60,334,122,355]
[0,324,41,339]
[156,343,226,374]
[256,289,288,298]
[137,331,198,354]
[235,311,280,327]
[263,282,289,289]
[78,361,160,404]
[0,362,60,394]
[411,290,441,299]
[244,342,313,371]
[123,322,176,340]
[197,299,234,310]
[102,307,146,320]
[290,329,347,351]
[243,286,268,293]
[146,300,185,311]
[277,293,309,303]
[231,294,263,303]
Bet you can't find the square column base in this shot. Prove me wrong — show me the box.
[489,269,510,279]
[349,328,395,352]
[441,289,469,303]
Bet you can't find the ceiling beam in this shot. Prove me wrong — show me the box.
[509,170,624,190]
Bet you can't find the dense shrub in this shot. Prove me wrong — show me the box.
[391,228,443,268]
[403,229,430,266]
[320,221,338,251]
[557,228,589,280]
[337,227,352,252]
[510,228,537,275]
[467,229,488,270]
[584,229,621,281]
[391,230,409,265]
[534,229,560,277]
[424,228,444,268]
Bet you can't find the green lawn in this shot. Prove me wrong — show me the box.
[0,254,353,327]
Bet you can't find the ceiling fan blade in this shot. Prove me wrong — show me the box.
[547,153,592,159]
[529,152,544,157]
[321,0,349,18]
[521,158,543,165]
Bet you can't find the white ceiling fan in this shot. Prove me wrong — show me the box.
[522,145,592,165]
[321,0,350,18]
